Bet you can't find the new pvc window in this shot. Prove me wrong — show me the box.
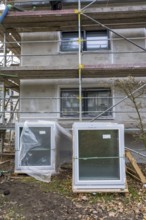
[60,88,112,117]
[73,122,126,192]
[60,30,109,51]
[15,122,56,174]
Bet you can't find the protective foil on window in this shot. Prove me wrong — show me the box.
[15,121,72,182]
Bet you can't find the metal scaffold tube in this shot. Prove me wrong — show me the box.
[91,83,146,121]
[75,0,146,123]
[78,0,82,121]
[3,32,7,67]
[1,85,5,124]
[81,0,97,11]
[82,13,146,53]
[125,147,146,158]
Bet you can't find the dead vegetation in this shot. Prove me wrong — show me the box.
[116,77,146,148]
[0,160,146,220]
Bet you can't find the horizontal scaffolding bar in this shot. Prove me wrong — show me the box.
[1,36,146,45]
[1,50,146,58]
[1,110,146,113]
[0,96,146,100]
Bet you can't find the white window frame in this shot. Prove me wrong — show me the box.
[73,122,125,191]
[15,122,56,174]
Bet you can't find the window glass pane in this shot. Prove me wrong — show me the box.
[86,31,108,50]
[61,32,79,51]
[21,127,51,166]
[78,130,120,180]
[61,88,112,117]
[61,90,79,116]
[86,90,112,117]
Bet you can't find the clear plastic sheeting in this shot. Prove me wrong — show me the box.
[20,124,40,164]
[22,168,52,183]
[15,121,72,182]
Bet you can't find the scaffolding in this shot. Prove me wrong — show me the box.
[0,0,146,155]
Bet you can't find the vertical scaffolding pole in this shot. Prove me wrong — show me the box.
[3,32,7,67]
[78,0,82,121]
[3,86,6,125]
[3,31,7,125]
[1,84,5,124]
[0,84,5,153]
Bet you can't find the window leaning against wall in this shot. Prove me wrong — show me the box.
[60,88,112,118]
[60,30,109,52]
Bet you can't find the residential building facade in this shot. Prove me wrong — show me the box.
[0,0,146,144]
[20,28,146,129]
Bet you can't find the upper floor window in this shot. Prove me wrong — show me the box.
[60,88,112,117]
[60,30,109,52]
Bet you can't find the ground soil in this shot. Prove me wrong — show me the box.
[0,159,146,220]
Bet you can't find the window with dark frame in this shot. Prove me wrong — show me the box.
[60,30,109,52]
[60,88,112,117]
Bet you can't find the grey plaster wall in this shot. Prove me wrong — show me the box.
[21,28,146,67]
[20,28,146,127]
[19,78,146,128]
[111,29,146,64]
[20,80,57,120]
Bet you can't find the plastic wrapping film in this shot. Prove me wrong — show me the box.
[15,121,72,182]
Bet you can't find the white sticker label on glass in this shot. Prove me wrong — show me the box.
[102,134,111,139]
[39,130,46,135]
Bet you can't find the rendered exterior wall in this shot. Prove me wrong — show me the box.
[21,29,146,67]
[20,28,146,126]
[112,29,146,64]
[19,77,146,128]
[20,80,57,120]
